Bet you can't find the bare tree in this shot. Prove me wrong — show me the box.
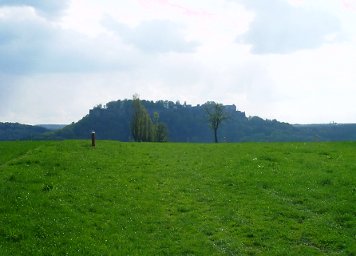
[205,102,228,143]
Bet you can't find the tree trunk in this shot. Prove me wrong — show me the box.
[214,128,218,143]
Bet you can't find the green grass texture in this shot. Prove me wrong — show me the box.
[0,141,355,255]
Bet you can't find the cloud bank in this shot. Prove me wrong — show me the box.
[0,0,355,124]
[104,18,199,53]
[0,0,70,17]
[236,0,342,54]
[0,9,139,74]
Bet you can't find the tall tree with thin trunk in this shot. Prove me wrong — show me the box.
[131,95,154,142]
[153,112,168,142]
[205,102,228,143]
[131,95,168,142]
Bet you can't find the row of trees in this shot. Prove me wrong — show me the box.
[131,95,168,142]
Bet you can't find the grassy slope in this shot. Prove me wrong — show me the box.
[0,141,355,255]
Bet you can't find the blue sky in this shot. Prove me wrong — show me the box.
[0,0,355,124]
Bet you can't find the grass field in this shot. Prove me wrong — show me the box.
[0,140,355,255]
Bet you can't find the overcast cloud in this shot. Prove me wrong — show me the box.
[104,18,199,53]
[0,0,70,17]
[0,0,355,124]
[237,0,342,53]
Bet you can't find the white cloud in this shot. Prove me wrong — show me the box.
[258,41,356,123]
[234,0,342,54]
[0,0,355,124]
[103,18,199,53]
[0,0,70,18]
[0,7,140,74]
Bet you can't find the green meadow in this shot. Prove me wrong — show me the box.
[0,141,355,255]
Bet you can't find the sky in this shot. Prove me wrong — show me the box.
[0,0,355,125]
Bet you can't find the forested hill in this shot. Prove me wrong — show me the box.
[45,99,356,142]
[0,123,49,141]
[1,100,355,141]
[49,99,289,142]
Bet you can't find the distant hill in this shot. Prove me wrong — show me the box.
[47,99,356,142]
[2,99,355,142]
[0,122,49,141]
[293,123,356,141]
[36,124,67,130]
